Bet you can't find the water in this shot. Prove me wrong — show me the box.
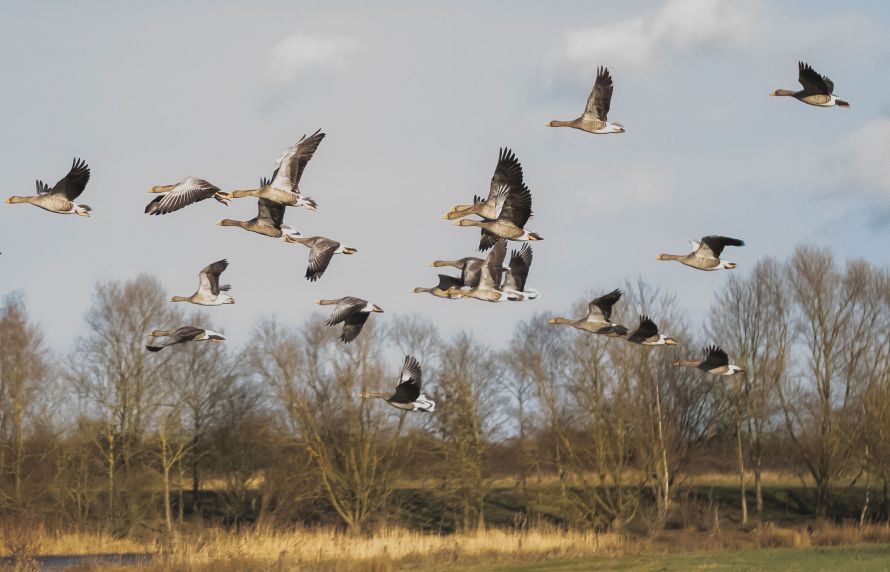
[1,553,151,570]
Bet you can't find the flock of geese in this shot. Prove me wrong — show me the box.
[4,61,850,412]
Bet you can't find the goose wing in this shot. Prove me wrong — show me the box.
[145,177,221,215]
[479,184,533,251]
[170,326,206,345]
[437,274,463,291]
[326,297,366,326]
[798,62,833,95]
[479,239,507,289]
[631,315,659,340]
[697,235,745,258]
[340,312,371,343]
[503,244,532,292]
[461,258,484,288]
[306,238,340,282]
[587,289,621,323]
[584,66,613,122]
[391,355,422,403]
[270,129,325,191]
[51,158,90,200]
[256,198,285,228]
[198,259,229,296]
[701,345,729,369]
[487,147,524,202]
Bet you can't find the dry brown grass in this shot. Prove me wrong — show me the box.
[5,521,890,571]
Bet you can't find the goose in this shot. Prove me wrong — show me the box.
[674,345,744,376]
[657,235,744,271]
[146,326,225,352]
[223,130,324,210]
[431,256,506,290]
[626,315,677,346]
[282,235,357,281]
[547,66,625,134]
[358,355,436,412]
[502,244,539,301]
[771,62,850,108]
[170,259,235,306]
[454,183,542,250]
[413,274,463,298]
[217,178,300,238]
[6,158,91,216]
[145,177,229,215]
[445,239,520,302]
[316,297,383,343]
[548,289,628,336]
[443,147,524,221]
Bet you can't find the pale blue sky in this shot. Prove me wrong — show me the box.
[1,0,888,349]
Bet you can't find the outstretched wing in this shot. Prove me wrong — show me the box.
[584,66,613,122]
[145,178,221,215]
[270,130,325,191]
[256,198,285,228]
[480,239,507,289]
[460,258,484,288]
[198,259,228,296]
[701,345,729,369]
[340,312,371,343]
[391,355,423,403]
[588,289,621,322]
[633,315,659,339]
[436,274,462,291]
[697,235,745,258]
[51,158,91,200]
[798,62,833,95]
[488,147,524,201]
[503,244,532,292]
[326,297,366,326]
[306,238,340,282]
[498,183,533,228]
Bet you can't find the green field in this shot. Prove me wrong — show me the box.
[449,544,890,572]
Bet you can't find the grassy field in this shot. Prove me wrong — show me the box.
[455,544,890,571]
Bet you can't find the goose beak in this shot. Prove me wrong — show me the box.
[3,198,12,204]
[547,318,557,324]
[216,220,223,226]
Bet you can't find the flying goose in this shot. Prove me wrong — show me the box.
[431,256,507,290]
[145,177,229,215]
[282,235,357,281]
[170,259,235,306]
[674,346,744,376]
[146,326,225,352]
[316,296,383,343]
[6,158,91,216]
[217,178,300,238]
[657,235,745,271]
[359,355,436,412]
[445,239,519,302]
[223,130,324,210]
[502,244,539,301]
[548,289,628,336]
[626,315,677,346]
[413,274,464,298]
[547,66,625,134]
[771,62,850,108]
[443,147,524,221]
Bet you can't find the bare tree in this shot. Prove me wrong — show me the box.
[0,293,50,509]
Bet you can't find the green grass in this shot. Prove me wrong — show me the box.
[450,544,890,571]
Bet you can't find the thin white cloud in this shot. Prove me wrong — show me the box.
[561,0,761,68]
[832,119,890,198]
[268,33,358,81]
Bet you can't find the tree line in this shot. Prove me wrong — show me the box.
[0,244,888,535]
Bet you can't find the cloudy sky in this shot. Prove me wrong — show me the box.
[1,0,888,349]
